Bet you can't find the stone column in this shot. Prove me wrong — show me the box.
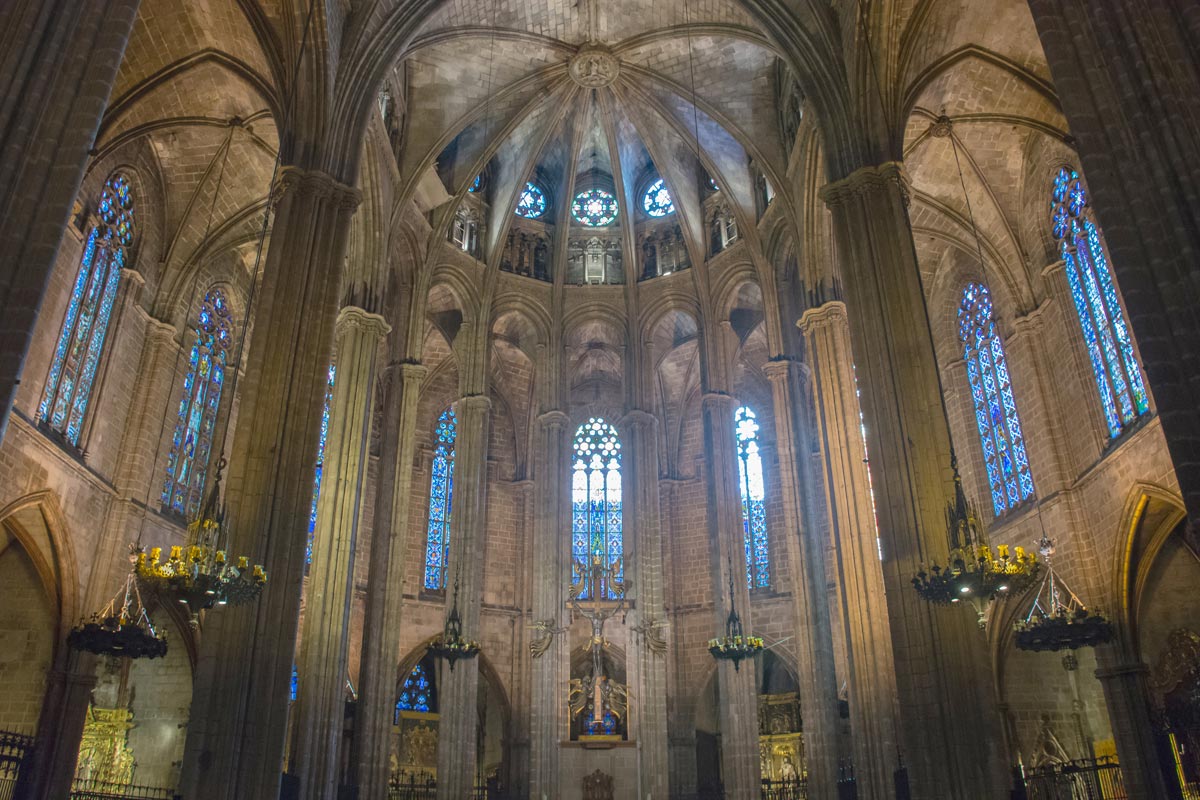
[1025,0,1200,523]
[435,394,491,800]
[821,163,1007,799]
[623,409,670,799]
[529,410,569,799]
[0,0,140,443]
[354,361,426,798]
[293,305,389,799]
[761,358,841,800]
[1093,653,1172,799]
[799,301,900,800]
[179,167,360,800]
[700,392,760,800]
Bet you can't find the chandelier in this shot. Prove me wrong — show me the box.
[136,461,266,626]
[67,570,167,660]
[1014,536,1113,652]
[427,577,479,670]
[912,457,1039,627]
[709,558,764,670]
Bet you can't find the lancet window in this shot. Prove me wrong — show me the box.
[571,418,623,599]
[1050,167,1149,438]
[423,407,457,591]
[957,282,1034,516]
[161,288,234,519]
[735,406,770,589]
[306,364,336,563]
[39,173,135,446]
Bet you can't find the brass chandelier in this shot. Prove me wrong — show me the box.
[1014,535,1113,652]
[708,556,764,670]
[427,575,480,671]
[68,569,167,660]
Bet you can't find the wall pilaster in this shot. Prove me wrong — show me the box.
[799,300,899,800]
[293,305,389,799]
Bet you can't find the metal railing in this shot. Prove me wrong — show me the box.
[68,779,174,799]
[761,778,808,799]
[385,774,505,800]
[1024,757,1128,800]
[0,730,34,800]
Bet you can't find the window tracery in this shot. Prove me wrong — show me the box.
[571,418,623,599]
[39,173,135,446]
[957,282,1034,516]
[735,406,770,589]
[1050,167,1149,438]
[572,189,618,226]
[423,407,457,591]
[516,182,546,218]
[642,178,674,217]
[161,287,234,519]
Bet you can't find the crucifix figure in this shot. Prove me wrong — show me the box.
[567,553,630,731]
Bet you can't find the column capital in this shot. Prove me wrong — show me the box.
[702,391,736,412]
[274,165,361,210]
[819,162,909,209]
[798,300,848,333]
[1040,258,1067,280]
[336,305,391,339]
[761,357,805,384]
[455,394,492,413]
[537,409,570,429]
[620,408,658,430]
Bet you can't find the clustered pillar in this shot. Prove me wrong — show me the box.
[700,391,761,800]
[293,305,389,799]
[180,166,359,800]
[800,301,900,800]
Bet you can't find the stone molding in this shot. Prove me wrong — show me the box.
[818,162,909,208]
[761,357,806,383]
[701,391,735,410]
[273,165,362,210]
[335,305,391,339]
[1095,661,1150,680]
[797,300,847,333]
[569,45,620,88]
[1009,299,1054,340]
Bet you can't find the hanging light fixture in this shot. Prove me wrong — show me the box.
[910,115,1040,626]
[135,459,266,626]
[427,576,480,671]
[708,556,764,670]
[911,456,1039,626]
[1014,535,1113,652]
[68,569,167,660]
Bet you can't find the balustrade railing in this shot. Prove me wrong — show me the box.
[1023,757,1128,800]
[0,730,34,800]
[69,778,174,799]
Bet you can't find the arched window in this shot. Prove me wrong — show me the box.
[396,662,434,714]
[516,182,546,218]
[423,407,457,591]
[1051,167,1149,438]
[735,406,770,589]
[642,178,675,217]
[39,173,135,445]
[572,189,618,226]
[957,283,1034,516]
[306,364,336,563]
[161,288,234,519]
[571,417,623,599]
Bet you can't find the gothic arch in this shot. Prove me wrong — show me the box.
[1113,483,1188,658]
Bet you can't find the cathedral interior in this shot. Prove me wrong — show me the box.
[2,0,1200,799]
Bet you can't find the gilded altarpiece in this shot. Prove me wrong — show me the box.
[759,693,804,781]
[391,711,439,779]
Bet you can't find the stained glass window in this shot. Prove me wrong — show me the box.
[734,407,770,589]
[572,189,618,226]
[161,288,234,519]
[290,665,299,702]
[958,283,1035,516]
[572,418,623,599]
[39,173,135,446]
[423,407,457,591]
[643,178,675,217]
[516,182,546,218]
[396,662,434,719]
[1051,167,1149,438]
[470,175,482,193]
[306,364,336,563]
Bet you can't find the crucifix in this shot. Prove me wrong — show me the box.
[567,552,629,731]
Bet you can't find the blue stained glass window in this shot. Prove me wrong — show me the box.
[306,364,337,563]
[516,182,546,218]
[39,173,135,446]
[571,189,618,226]
[1051,167,1148,438]
[734,407,770,589]
[585,709,618,736]
[161,288,234,519]
[957,283,1035,516]
[571,417,623,599]
[290,665,299,702]
[642,178,675,217]
[396,662,433,718]
[470,175,482,193]
[423,408,457,591]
